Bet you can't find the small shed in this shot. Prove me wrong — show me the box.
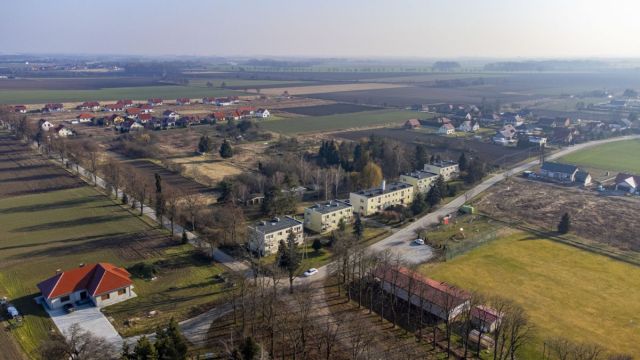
[459,205,475,214]
[404,119,421,129]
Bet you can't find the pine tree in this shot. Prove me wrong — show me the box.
[458,152,468,172]
[197,135,212,154]
[181,229,188,244]
[411,192,427,215]
[353,214,364,240]
[426,185,442,207]
[415,144,427,169]
[277,233,302,293]
[312,238,322,254]
[219,140,233,158]
[558,212,571,234]
[133,336,158,360]
[154,318,187,360]
[239,336,261,360]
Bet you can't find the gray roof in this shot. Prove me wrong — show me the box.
[403,170,439,180]
[306,200,352,214]
[354,182,412,198]
[575,171,590,182]
[251,216,302,234]
[541,162,578,175]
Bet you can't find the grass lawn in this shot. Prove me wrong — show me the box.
[260,109,419,135]
[0,186,226,357]
[558,139,640,174]
[419,232,640,358]
[0,86,240,104]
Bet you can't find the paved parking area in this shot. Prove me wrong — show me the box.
[46,304,123,347]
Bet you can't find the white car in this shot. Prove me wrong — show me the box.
[414,238,425,245]
[303,268,318,277]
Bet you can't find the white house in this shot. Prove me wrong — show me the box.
[37,263,135,310]
[247,216,304,255]
[40,120,54,131]
[438,123,455,135]
[458,120,480,132]
[615,173,640,193]
[255,108,271,118]
[55,125,74,137]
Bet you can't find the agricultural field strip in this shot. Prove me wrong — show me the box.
[253,82,409,96]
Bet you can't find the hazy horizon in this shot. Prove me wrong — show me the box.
[3,0,640,59]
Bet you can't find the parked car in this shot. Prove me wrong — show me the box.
[63,303,75,313]
[414,238,425,245]
[303,268,318,277]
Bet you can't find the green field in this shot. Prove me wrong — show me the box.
[0,186,226,357]
[260,109,419,135]
[420,232,640,358]
[0,86,240,105]
[188,79,310,88]
[558,139,640,173]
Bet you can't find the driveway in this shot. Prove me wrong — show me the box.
[46,304,123,348]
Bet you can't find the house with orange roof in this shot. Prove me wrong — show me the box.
[37,263,135,309]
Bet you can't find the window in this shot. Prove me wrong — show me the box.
[100,293,111,301]
[118,289,126,296]
[60,295,70,303]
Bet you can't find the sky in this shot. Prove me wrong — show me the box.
[3,0,640,59]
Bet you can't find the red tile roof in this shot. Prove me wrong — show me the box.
[374,266,469,310]
[126,107,141,115]
[77,113,94,119]
[37,263,132,299]
[138,113,152,121]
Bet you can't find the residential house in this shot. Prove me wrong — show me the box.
[539,162,579,182]
[211,111,226,122]
[37,263,135,310]
[139,104,154,114]
[76,113,94,123]
[43,103,64,113]
[480,113,501,125]
[77,101,101,111]
[138,113,153,123]
[502,112,524,127]
[404,119,421,129]
[303,200,353,233]
[247,216,304,255]
[399,170,439,193]
[129,122,144,131]
[423,160,459,181]
[575,170,592,186]
[614,173,640,193]
[471,306,502,334]
[373,266,470,321]
[255,108,271,118]
[13,105,27,113]
[202,97,217,105]
[215,97,235,106]
[551,127,578,144]
[148,98,163,106]
[537,117,570,129]
[39,119,54,131]
[349,181,414,216]
[126,107,141,118]
[54,125,74,137]
[104,103,124,112]
[117,99,134,107]
[176,98,191,106]
[438,123,455,135]
[492,124,518,145]
[110,115,126,127]
[162,110,180,121]
[528,136,547,146]
[458,120,480,132]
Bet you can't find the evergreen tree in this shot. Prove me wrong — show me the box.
[312,238,322,254]
[154,173,164,222]
[197,135,212,154]
[219,140,233,158]
[133,336,158,360]
[558,212,571,234]
[122,193,128,205]
[353,214,364,240]
[181,229,189,244]
[155,318,187,360]
[411,192,427,215]
[337,218,347,232]
[458,152,468,172]
[415,144,428,169]
[239,336,260,360]
[426,184,442,207]
[277,233,302,293]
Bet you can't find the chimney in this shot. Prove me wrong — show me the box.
[381,180,386,192]
[56,269,62,274]
[79,263,85,267]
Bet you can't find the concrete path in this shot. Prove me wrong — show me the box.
[46,305,123,348]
